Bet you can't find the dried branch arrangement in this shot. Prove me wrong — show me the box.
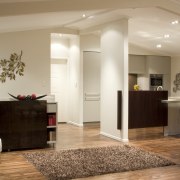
[0,51,25,83]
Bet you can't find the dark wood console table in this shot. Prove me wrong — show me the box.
[0,100,47,151]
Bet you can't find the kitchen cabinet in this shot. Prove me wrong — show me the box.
[147,55,171,74]
[129,54,146,74]
[117,91,168,129]
[132,55,171,92]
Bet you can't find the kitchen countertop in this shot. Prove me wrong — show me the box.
[162,97,180,103]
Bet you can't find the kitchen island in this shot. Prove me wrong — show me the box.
[117,91,168,129]
[162,97,180,136]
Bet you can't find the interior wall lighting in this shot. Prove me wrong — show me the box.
[156,44,162,48]
[164,34,170,38]
[82,14,86,18]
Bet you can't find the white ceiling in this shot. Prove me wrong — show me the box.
[0,0,180,56]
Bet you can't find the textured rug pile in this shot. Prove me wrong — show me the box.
[23,145,175,180]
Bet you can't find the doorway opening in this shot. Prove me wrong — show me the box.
[50,33,101,130]
[51,59,68,123]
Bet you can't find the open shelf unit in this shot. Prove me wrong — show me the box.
[47,102,57,147]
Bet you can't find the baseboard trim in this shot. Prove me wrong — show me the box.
[58,122,67,124]
[164,132,180,136]
[100,131,129,142]
[83,121,100,123]
[100,131,121,141]
[68,121,83,127]
[121,138,129,143]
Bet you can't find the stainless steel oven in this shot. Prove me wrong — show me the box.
[150,74,163,90]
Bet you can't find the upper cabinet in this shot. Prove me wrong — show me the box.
[129,54,171,75]
[129,54,146,74]
[146,55,171,74]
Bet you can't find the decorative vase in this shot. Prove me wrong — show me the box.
[8,93,47,101]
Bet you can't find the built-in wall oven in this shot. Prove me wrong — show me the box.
[150,74,163,90]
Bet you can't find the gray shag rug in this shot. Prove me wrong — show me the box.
[23,145,175,180]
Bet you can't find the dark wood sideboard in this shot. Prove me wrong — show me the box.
[117,91,168,129]
[0,100,47,151]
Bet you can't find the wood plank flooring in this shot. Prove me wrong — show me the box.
[0,123,180,180]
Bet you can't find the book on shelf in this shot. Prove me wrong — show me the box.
[48,115,56,126]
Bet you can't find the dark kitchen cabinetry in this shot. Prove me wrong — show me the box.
[117,91,168,129]
[0,101,47,151]
[128,91,168,128]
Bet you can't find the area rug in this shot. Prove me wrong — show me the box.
[23,145,175,180]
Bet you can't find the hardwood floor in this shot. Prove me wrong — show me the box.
[0,123,180,180]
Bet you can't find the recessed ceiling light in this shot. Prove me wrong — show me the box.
[156,44,162,48]
[164,34,170,38]
[82,14,86,18]
[171,20,179,24]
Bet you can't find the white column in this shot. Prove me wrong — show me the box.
[100,19,129,142]
[68,36,83,126]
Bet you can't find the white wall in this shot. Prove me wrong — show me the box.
[171,56,180,96]
[137,74,149,90]
[80,34,100,52]
[50,34,81,126]
[51,60,68,122]
[100,19,128,142]
[50,36,69,123]
[0,29,50,98]
[51,37,69,59]
[68,36,81,126]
